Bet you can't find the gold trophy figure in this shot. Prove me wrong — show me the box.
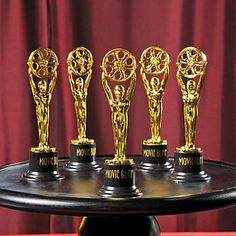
[98,48,142,198]
[139,46,172,172]
[101,75,135,164]
[65,47,100,172]
[101,48,136,164]
[176,47,206,152]
[24,48,62,181]
[172,46,210,182]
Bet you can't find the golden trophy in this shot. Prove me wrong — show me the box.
[24,48,62,181]
[98,48,142,198]
[138,46,172,172]
[65,47,101,172]
[172,46,210,182]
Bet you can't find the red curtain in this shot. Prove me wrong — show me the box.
[0,0,236,234]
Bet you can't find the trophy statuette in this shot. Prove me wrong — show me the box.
[98,48,142,198]
[172,47,210,182]
[64,47,101,172]
[138,46,172,172]
[24,48,62,181]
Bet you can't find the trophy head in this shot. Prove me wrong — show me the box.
[101,48,137,82]
[176,47,207,79]
[38,80,48,94]
[28,48,59,79]
[186,80,196,94]
[67,47,93,76]
[114,85,125,100]
[150,77,160,90]
[140,46,170,75]
[75,77,84,90]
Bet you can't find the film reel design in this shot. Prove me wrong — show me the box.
[140,47,170,75]
[101,48,136,82]
[28,48,59,78]
[176,47,207,79]
[67,47,93,76]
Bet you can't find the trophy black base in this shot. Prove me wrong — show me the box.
[79,216,160,236]
[138,162,173,172]
[64,142,101,172]
[171,171,210,183]
[64,161,102,172]
[171,150,211,183]
[138,143,173,172]
[23,171,63,182]
[98,161,142,198]
[23,150,63,182]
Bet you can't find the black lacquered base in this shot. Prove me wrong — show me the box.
[64,161,102,172]
[23,171,63,182]
[23,150,63,182]
[79,216,160,236]
[98,162,142,198]
[98,185,142,198]
[171,171,211,182]
[65,142,101,172]
[138,143,173,172]
[138,161,173,172]
[172,150,211,182]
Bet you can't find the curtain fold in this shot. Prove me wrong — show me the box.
[0,0,236,234]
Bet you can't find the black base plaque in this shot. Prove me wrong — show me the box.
[64,142,102,172]
[98,161,142,198]
[171,150,210,182]
[138,143,173,172]
[23,150,63,182]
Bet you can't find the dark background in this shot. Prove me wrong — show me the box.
[0,0,236,234]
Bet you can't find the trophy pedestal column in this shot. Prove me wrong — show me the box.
[23,149,63,181]
[79,216,160,236]
[138,143,173,172]
[171,150,210,182]
[98,161,142,198]
[64,142,101,172]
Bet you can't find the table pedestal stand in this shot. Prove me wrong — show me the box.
[79,216,160,236]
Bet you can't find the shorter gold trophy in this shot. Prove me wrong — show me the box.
[24,48,62,181]
[98,48,142,198]
[65,47,101,172]
[138,46,172,172]
[172,47,210,182]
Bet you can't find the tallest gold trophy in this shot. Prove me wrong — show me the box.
[98,48,142,198]
[172,47,210,182]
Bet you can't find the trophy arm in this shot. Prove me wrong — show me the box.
[196,72,205,94]
[140,67,150,92]
[28,71,42,103]
[160,68,169,90]
[68,69,76,92]
[28,69,38,95]
[176,71,186,94]
[101,73,114,102]
[84,69,92,91]
[126,74,136,100]
[48,72,57,94]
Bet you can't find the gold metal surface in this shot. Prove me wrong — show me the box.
[140,47,170,145]
[101,48,136,164]
[27,48,59,78]
[176,47,207,152]
[28,48,58,152]
[101,48,136,82]
[67,47,94,144]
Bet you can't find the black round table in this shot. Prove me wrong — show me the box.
[0,156,236,236]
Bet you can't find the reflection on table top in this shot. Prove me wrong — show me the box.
[0,157,236,216]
